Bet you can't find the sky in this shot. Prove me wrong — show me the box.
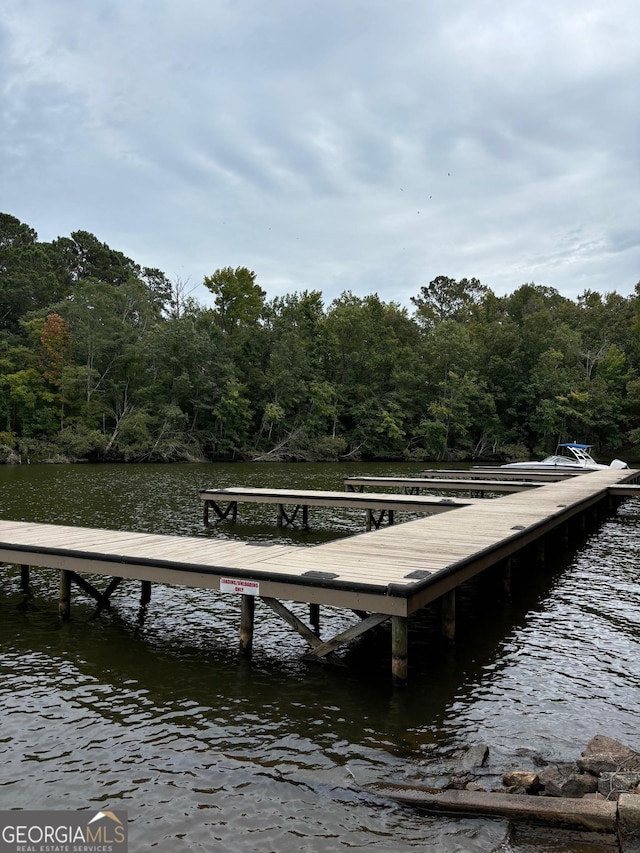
[1,0,639,309]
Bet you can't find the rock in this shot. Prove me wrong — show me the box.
[460,744,489,771]
[559,774,599,799]
[465,781,485,792]
[618,793,640,844]
[577,735,640,776]
[541,765,598,799]
[598,772,640,798]
[503,771,540,793]
[538,764,576,792]
[444,773,473,790]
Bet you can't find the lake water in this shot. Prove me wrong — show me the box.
[1,462,639,852]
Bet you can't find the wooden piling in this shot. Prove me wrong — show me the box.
[20,564,30,591]
[391,616,408,687]
[58,570,72,620]
[502,557,512,595]
[239,594,255,656]
[309,602,320,634]
[442,589,456,640]
[140,581,152,606]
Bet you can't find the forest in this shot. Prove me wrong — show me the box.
[1,211,639,465]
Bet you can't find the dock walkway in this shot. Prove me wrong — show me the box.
[2,467,638,685]
[422,468,585,481]
[343,475,543,495]
[198,485,480,529]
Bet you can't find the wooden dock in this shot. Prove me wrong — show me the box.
[421,467,586,481]
[198,485,480,529]
[2,467,639,685]
[343,475,543,495]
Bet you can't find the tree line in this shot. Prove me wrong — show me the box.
[1,211,639,464]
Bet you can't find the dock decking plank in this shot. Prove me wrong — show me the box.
[199,486,481,515]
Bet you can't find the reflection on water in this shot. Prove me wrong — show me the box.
[0,463,638,852]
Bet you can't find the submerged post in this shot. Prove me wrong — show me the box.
[58,570,72,620]
[20,564,30,591]
[391,616,408,687]
[442,589,456,641]
[239,594,255,656]
[140,581,152,606]
[309,603,320,634]
[502,557,512,596]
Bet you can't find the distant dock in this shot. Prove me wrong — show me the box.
[2,467,639,685]
[198,485,481,529]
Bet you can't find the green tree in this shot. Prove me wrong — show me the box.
[0,213,61,332]
[411,275,489,329]
[203,266,266,335]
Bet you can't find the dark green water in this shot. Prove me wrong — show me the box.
[1,462,639,852]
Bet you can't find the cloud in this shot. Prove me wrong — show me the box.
[1,0,638,307]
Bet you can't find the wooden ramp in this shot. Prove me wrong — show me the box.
[2,467,638,685]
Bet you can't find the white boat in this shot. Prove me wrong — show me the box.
[501,442,628,472]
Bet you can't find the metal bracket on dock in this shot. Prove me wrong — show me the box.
[203,500,238,525]
[365,508,394,531]
[276,503,309,529]
[64,572,124,617]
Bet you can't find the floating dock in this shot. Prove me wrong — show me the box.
[198,485,481,529]
[2,467,639,685]
[342,475,543,495]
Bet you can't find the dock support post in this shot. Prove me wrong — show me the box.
[365,509,372,532]
[276,503,283,528]
[239,594,255,656]
[20,564,30,591]
[502,558,512,596]
[140,581,152,606]
[442,590,456,641]
[203,501,209,525]
[58,570,72,620]
[309,603,320,634]
[391,616,408,687]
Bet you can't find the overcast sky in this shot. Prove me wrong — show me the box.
[2,0,638,308]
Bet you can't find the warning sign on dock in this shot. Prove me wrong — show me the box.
[220,578,260,595]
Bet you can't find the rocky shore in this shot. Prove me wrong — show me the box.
[459,735,640,801]
[364,735,640,849]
